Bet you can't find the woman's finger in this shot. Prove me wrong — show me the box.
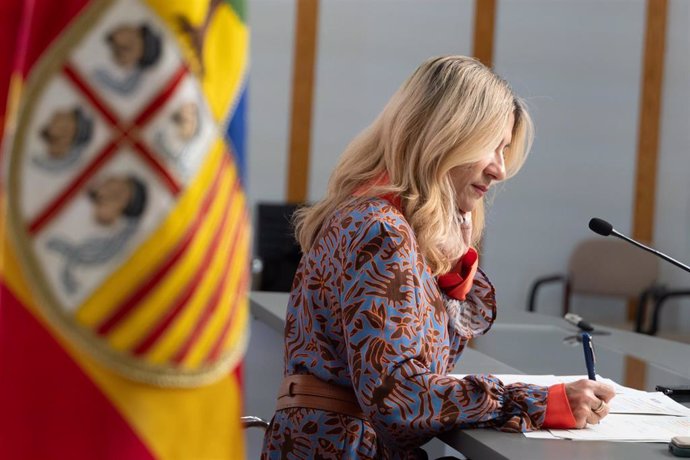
[592,382,616,402]
[584,399,610,425]
[585,411,601,425]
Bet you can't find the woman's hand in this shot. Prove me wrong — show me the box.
[564,379,616,428]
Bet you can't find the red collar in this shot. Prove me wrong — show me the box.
[354,172,402,209]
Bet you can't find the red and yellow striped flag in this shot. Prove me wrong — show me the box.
[0,0,250,458]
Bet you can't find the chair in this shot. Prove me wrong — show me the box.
[241,415,269,458]
[647,287,690,336]
[253,203,303,292]
[527,238,663,332]
[241,415,269,430]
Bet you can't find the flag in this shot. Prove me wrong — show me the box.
[0,0,250,458]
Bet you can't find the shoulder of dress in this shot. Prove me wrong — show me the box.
[337,197,409,229]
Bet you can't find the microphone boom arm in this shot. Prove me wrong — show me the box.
[610,230,690,274]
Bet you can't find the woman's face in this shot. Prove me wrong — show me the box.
[449,112,514,213]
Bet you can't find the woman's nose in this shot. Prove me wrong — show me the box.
[485,151,506,181]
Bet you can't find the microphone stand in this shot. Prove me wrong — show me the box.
[610,230,690,274]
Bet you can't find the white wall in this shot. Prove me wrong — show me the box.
[246,0,295,215]
[655,0,690,331]
[309,0,475,201]
[247,0,690,332]
[484,0,645,323]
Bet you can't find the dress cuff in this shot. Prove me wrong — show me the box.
[543,383,577,429]
[437,248,478,300]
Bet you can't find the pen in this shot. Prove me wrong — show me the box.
[581,332,596,380]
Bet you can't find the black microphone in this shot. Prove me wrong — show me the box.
[588,217,690,274]
[588,218,613,236]
[564,313,594,332]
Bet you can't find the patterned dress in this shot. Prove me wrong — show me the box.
[261,197,548,459]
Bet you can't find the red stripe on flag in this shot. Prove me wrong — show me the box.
[170,252,233,364]
[28,140,119,235]
[206,268,250,363]
[63,63,120,127]
[234,361,244,386]
[233,361,244,412]
[133,65,187,126]
[205,268,250,364]
[0,283,155,460]
[132,139,181,196]
[97,156,227,335]
[171,200,248,364]
[205,215,250,362]
[132,180,240,356]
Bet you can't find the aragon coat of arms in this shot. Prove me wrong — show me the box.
[6,0,249,387]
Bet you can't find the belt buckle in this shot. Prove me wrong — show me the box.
[288,381,296,397]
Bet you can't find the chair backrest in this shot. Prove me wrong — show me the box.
[568,238,659,297]
[255,203,302,292]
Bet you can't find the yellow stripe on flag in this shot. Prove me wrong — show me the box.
[145,0,209,26]
[216,233,251,362]
[106,162,235,350]
[219,274,250,358]
[184,209,249,367]
[145,175,244,364]
[4,73,24,138]
[221,295,249,363]
[76,142,225,327]
[203,5,249,120]
[0,233,244,459]
[84,361,245,460]
[146,1,249,121]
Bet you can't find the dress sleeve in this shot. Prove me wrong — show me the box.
[444,266,497,369]
[338,217,549,449]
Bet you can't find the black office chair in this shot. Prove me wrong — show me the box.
[253,203,303,292]
[647,287,690,336]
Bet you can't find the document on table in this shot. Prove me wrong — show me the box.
[542,414,690,442]
[450,373,690,442]
[609,391,690,416]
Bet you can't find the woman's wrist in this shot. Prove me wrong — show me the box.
[543,383,577,429]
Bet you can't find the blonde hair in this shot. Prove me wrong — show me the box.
[294,56,533,275]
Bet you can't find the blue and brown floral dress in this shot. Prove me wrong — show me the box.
[261,197,548,459]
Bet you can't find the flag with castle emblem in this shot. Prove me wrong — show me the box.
[0,0,250,458]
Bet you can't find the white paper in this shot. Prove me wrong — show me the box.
[608,392,690,416]
[548,414,690,442]
[524,430,561,440]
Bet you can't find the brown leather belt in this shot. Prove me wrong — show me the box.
[275,374,366,420]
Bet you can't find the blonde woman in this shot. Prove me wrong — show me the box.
[262,56,614,459]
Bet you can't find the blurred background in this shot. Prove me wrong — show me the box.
[244,0,689,456]
[247,0,690,338]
